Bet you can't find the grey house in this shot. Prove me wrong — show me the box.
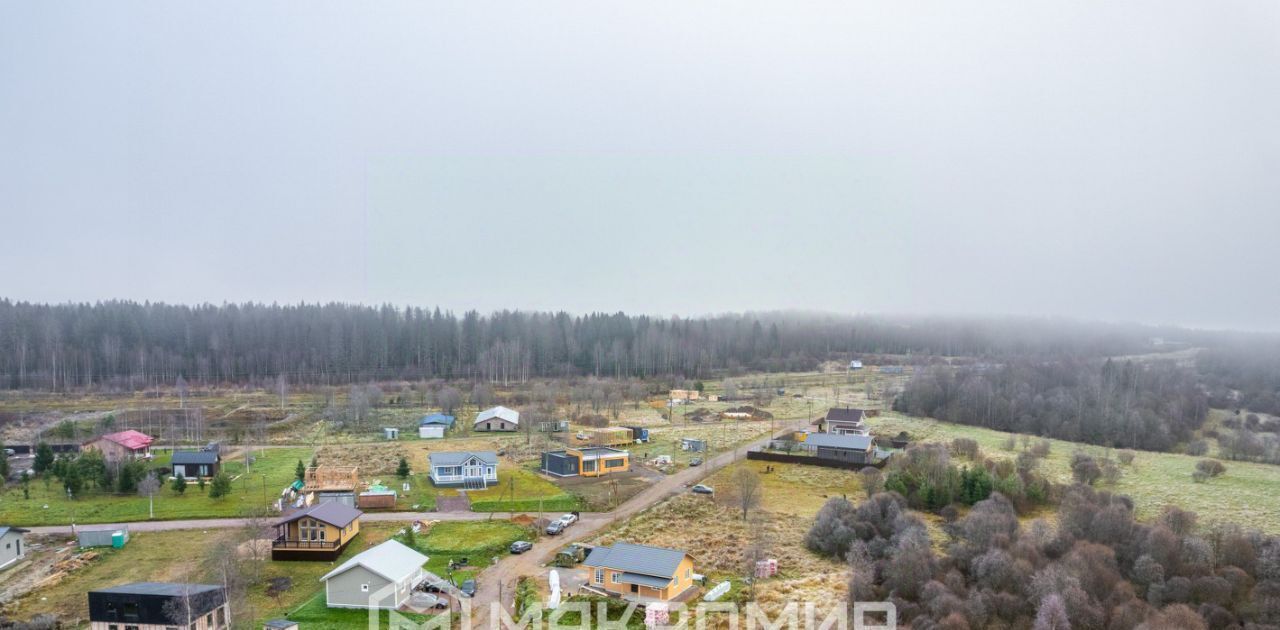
[321,540,429,610]
[428,451,498,488]
[802,432,878,464]
[818,408,868,435]
[474,406,519,432]
[171,450,221,478]
[0,526,28,570]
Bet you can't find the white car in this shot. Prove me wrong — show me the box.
[558,513,579,526]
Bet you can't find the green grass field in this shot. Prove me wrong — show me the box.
[464,467,582,513]
[283,591,434,629]
[0,447,312,525]
[873,412,1280,533]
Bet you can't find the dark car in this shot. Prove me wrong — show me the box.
[510,540,534,554]
[460,579,477,598]
[689,457,703,466]
[546,520,566,535]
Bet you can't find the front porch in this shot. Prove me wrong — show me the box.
[579,583,702,607]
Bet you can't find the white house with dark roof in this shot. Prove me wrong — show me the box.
[800,432,881,464]
[474,406,519,432]
[817,407,869,435]
[583,542,698,603]
[320,539,429,610]
[427,451,498,488]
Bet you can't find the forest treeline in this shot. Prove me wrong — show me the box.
[0,299,1175,390]
[894,359,1209,452]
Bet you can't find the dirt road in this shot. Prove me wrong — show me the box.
[468,419,804,627]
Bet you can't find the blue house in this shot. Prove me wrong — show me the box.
[418,414,456,439]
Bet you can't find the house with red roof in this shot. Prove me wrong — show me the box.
[83,430,154,462]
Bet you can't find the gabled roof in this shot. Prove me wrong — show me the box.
[276,501,362,528]
[429,451,498,467]
[321,539,428,584]
[825,408,866,423]
[93,430,154,450]
[805,432,874,451]
[171,450,219,465]
[474,406,519,426]
[0,526,29,538]
[584,542,688,579]
[419,413,456,426]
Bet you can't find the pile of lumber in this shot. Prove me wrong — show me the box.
[36,551,99,589]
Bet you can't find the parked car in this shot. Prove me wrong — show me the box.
[546,520,566,535]
[510,540,533,554]
[689,457,703,466]
[691,484,714,495]
[422,580,447,593]
[558,513,578,526]
[460,579,477,598]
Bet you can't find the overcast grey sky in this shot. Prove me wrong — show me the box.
[2,2,1278,330]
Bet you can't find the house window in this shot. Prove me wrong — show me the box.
[108,626,119,630]
[486,467,494,474]
[594,569,604,584]
[361,583,370,592]
[123,602,140,620]
[611,572,621,583]
[206,612,213,627]
[300,518,326,542]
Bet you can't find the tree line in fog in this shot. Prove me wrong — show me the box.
[0,300,1178,390]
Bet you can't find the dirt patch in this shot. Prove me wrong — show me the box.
[436,494,472,512]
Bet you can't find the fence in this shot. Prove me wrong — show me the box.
[746,449,884,471]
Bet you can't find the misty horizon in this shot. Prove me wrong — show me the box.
[3,2,1279,331]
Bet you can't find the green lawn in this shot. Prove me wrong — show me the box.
[873,412,1280,533]
[0,447,312,525]
[285,592,435,629]
[465,467,581,513]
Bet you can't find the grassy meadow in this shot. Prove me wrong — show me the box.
[872,412,1280,532]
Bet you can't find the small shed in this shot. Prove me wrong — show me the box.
[357,490,397,510]
[78,526,129,549]
[418,414,455,439]
[680,438,707,452]
[383,427,400,440]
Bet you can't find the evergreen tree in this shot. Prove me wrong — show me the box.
[397,457,411,478]
[0,441,9,480]
[63,465,83,496]
[171,472,187,495]
[209,472,233,498]
[33,442,54,474]
[295,459,306,481]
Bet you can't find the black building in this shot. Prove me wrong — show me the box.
[88,582,228,629]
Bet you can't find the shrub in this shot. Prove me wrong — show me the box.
[1117,450,1136,465]
[1071,452,1102,485]
[1031,439,1052,458]
[1186,440,1209,456]
[950,438,981,460]
[1195,459,1226,478]
[1001,434,1018,451]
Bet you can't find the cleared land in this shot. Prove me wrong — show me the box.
[0,447,311,526]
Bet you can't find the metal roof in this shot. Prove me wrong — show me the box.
[419,413,456,426]
[584,542,688,579]
[617,572,672,588]
[171,450,219,465]
[0,526,29,538]
[805,432,874,451]
[825,408,867,423]
[275,501,363,528]
[474,405,519,426]
[92,582,223,597]
[95,430,154,450]
[429,450,498,466]
[321,539,428,584]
